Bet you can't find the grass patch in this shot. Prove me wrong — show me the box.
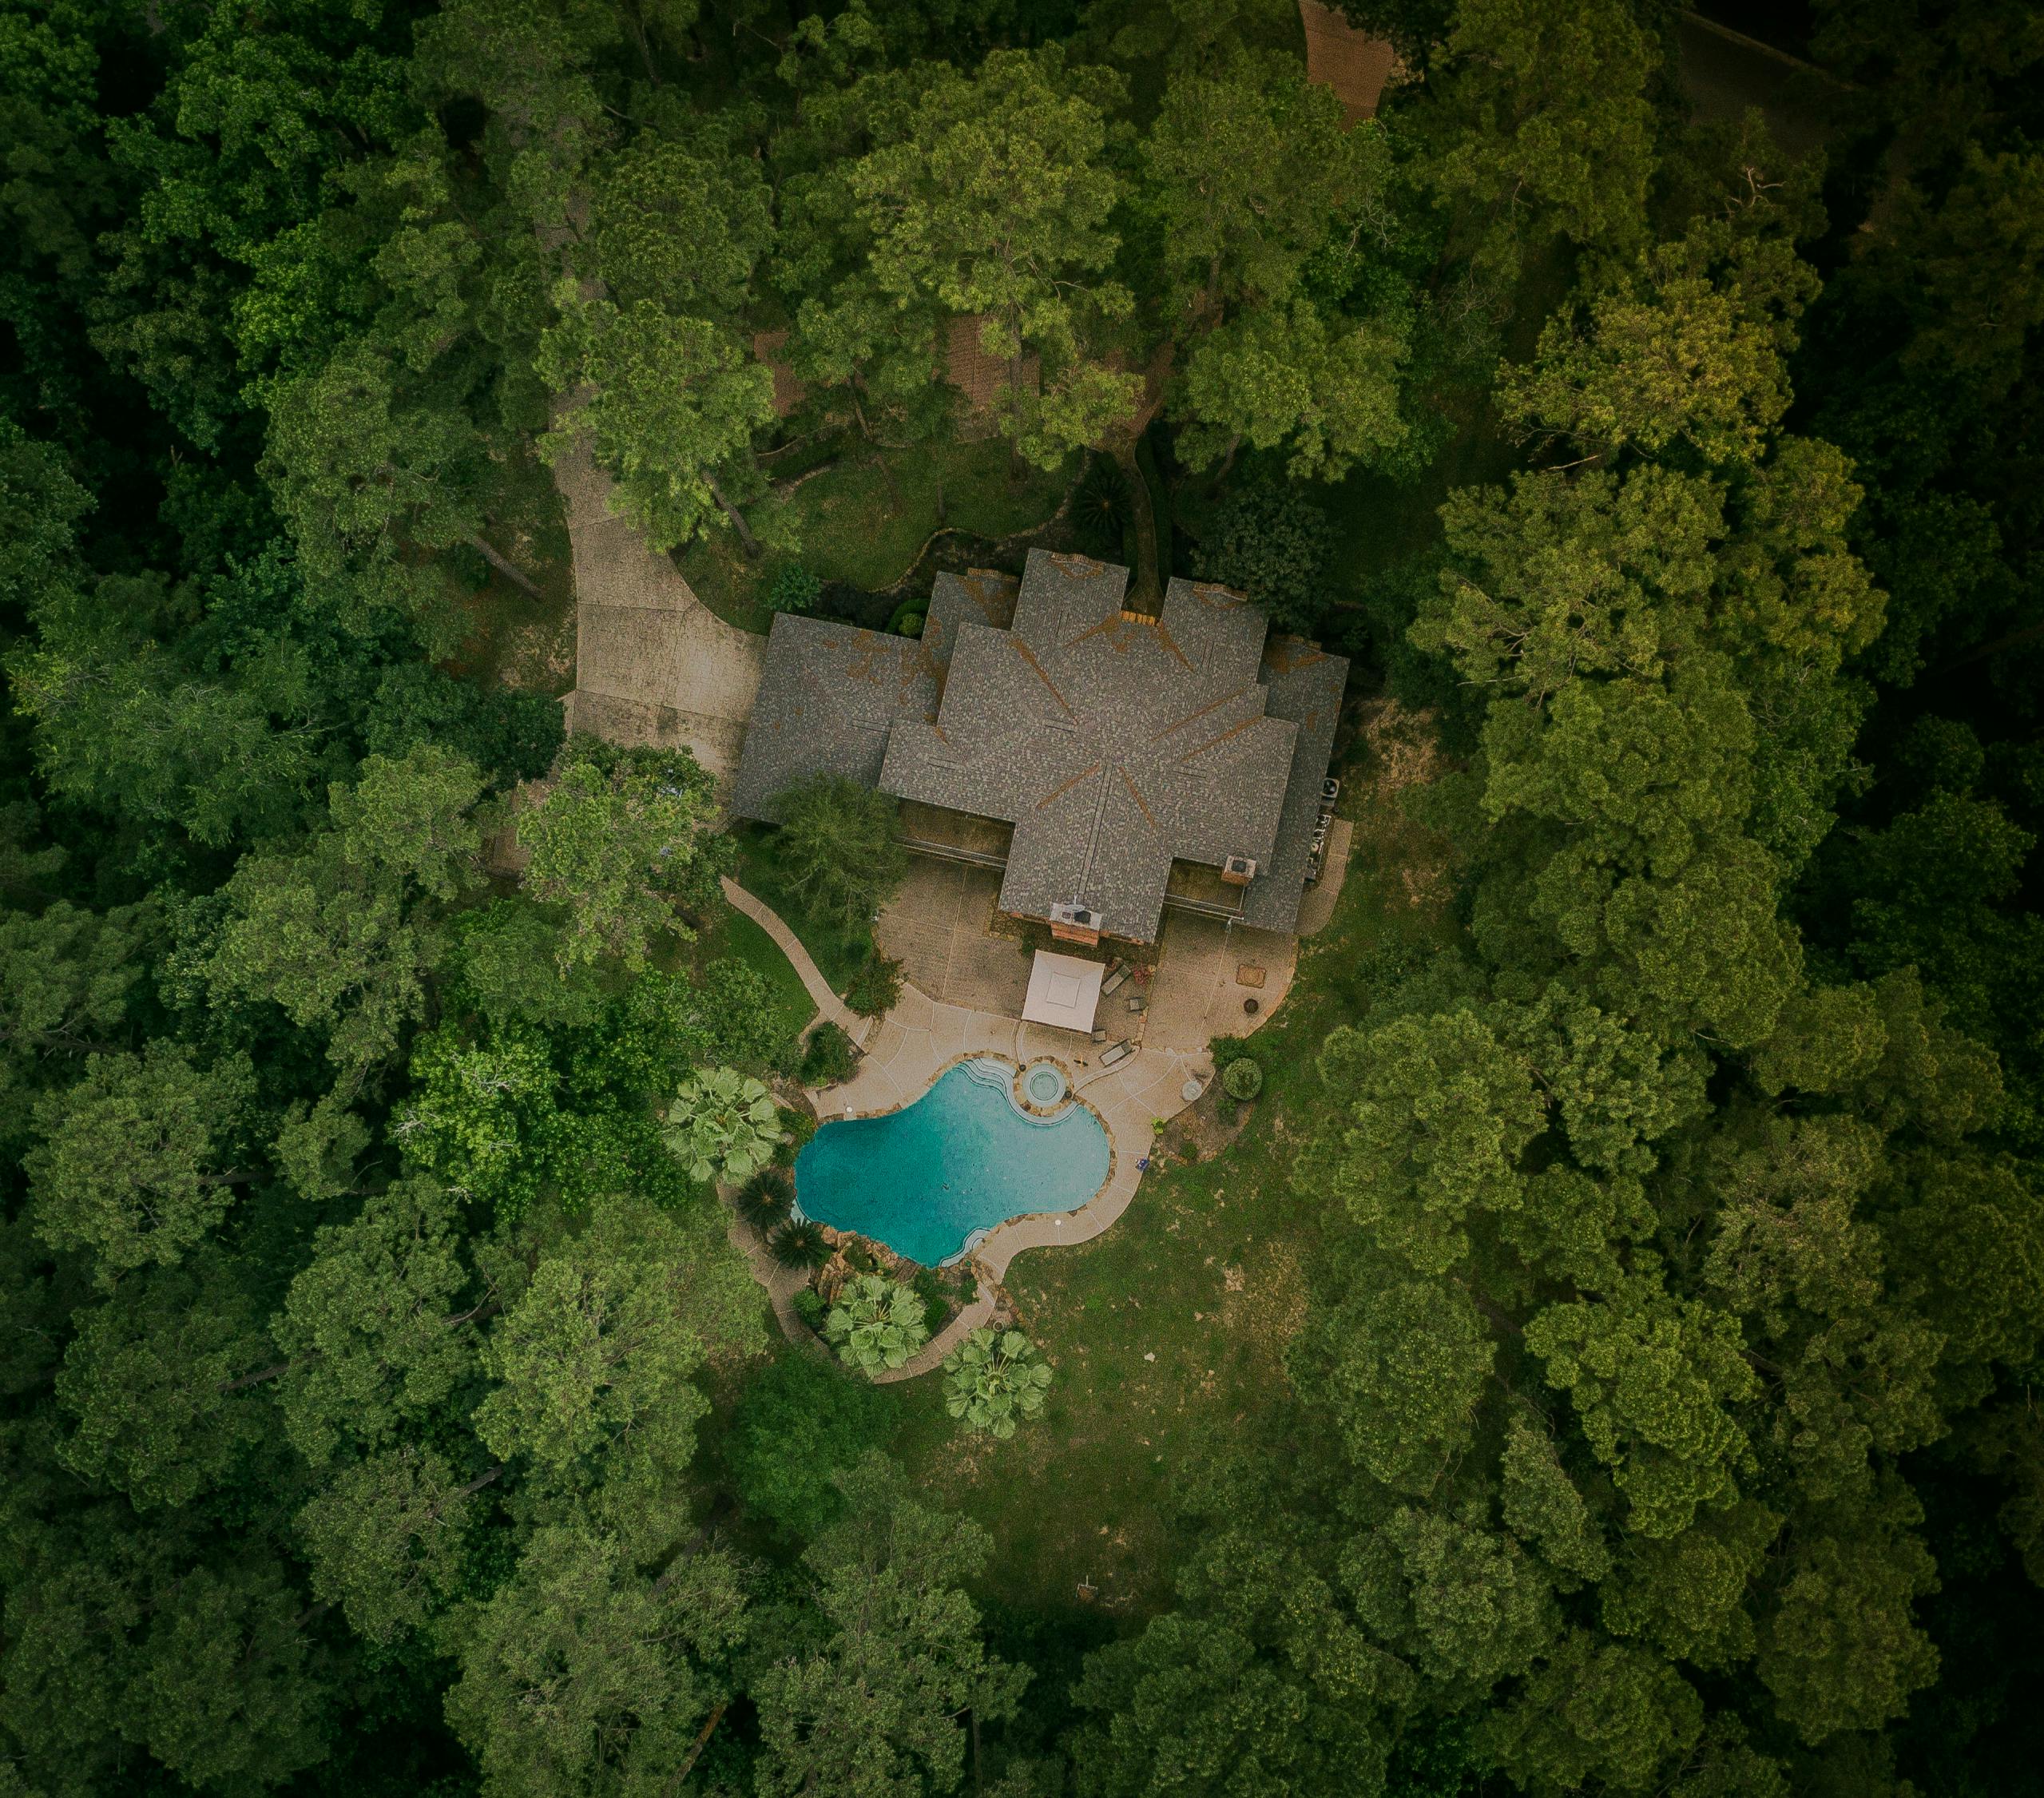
[693,897,818,1043]
[681,437,1075,633]
[731,824,878,995]
[879,708,1460,1627]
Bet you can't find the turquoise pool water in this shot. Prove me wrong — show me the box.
[795,1059,1111,1266]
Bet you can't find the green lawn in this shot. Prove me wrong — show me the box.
[693,895,818,1043]
[731,825,877,995]
[876,706,1460,1627]
[681,437,1076,634]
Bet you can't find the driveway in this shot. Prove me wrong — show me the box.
[553,437,766,780]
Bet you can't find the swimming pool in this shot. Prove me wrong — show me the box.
[794,1058,1111,1266]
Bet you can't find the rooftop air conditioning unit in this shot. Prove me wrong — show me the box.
[1221,855,1258,887]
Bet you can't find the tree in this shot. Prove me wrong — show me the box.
[772,772,908,931]
[296,1446,495,1646]
[444,1526,748,1798]
[845,47,1139,467]
[1419,0,1659,277]
[129,1557,335,1791]
[473,1193,763,1550]
[53,1253,272,1509]
[261,342,504,644]
[752,1454,1028,1798]
[1525,1268,1759,1540]
[1478,1629,1702,1795]
[1500,225,1820,466]
[516,738,726,974]
[538,292,776,553]
[1500,1419,1611,1586]
[27,1045,256,1288]
[1346,1506,1558,1692]
[208,744,490,1082]
[1288,1272,1494,1495]
[1068,1526,1405,1798]
[0,902,150,1136]
[728,1353,894,1539]
[1143,54,1413,479]
[1177,297,1410,481]
[826,1273,931,1378]
[1314,1008,1544,1275]
[270,1177,482,1467]
[662,1067,784,1185]
[1756,1503,1941,1744]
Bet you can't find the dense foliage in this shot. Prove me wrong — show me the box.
[2,2,2039,1796]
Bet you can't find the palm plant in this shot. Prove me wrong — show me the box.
[1073,454,1130,556]
[768,1219,831,1271]
[942,1328,1053,1439]
[663,1066,784,1183]
[824,1272,930,1377]
[736,1167,796,1233]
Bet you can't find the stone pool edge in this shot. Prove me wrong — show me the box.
[800,1050,1121,1272]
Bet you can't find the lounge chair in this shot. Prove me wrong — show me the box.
[1098,1039,1133,1068]
[1101,965,1130,998]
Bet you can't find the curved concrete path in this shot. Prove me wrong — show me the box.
[553,436,766,779]
[720,876,870,1044]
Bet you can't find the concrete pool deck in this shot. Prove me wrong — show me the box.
[742,828,1355,1381]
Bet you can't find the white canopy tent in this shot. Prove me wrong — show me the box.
[1020,951,1105,1034]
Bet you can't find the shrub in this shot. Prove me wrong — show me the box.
[662,1066,784,1182]
[942,1328,1053,1439]
[791,1286,827,1332]
[1222,1057,1264,1101]
[773,1105,817,1167]
[772,774,907,931]
[800,1020,859,1087]
[727,1351,890,1538]
[1209,1034,1256,1070]
[844,952,904,1018]
[769,564,823,613]
[736,1167,795,1233]
[1192,474,1335,636]
[824,1272,930,1376]
[897,610,925,637]
[911,1266,955,1336]
[768,1219,831,1270]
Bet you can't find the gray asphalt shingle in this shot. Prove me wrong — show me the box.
[728,550,1348,939]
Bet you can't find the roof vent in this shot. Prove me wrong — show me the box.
[1221,855,1258,887]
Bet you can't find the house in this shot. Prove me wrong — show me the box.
[728,550,1347,945]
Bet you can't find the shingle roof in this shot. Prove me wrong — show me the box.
[728,550,1348,940]
[1238,637,1348,932]
[727,613,939,822]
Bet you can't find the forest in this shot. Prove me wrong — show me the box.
[2,0,2042,1794]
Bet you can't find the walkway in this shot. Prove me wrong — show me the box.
[553,435,766,780]
[720,876,869,1044]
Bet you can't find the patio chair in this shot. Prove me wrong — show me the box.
[1098,1039,1133,1068]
